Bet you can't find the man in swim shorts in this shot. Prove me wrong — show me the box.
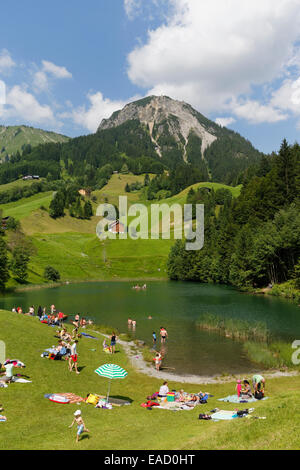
[69,340,79,374]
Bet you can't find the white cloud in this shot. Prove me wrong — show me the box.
[232,100,288,124]
[62,92,129,133]
[0,49,16,74]
[41,60,72,79]
[270,77,300,114]
[124,0,142,19]
[0,85,56,125]
[215,117,236,128]
[127,0,300,122]
[33,60,72,92]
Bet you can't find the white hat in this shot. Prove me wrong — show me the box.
[74,410,81,416]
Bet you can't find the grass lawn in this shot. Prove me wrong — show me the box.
[24,234,172,284]
[0,192,53,220]
[0,310,299,450]
[0,177,242,288]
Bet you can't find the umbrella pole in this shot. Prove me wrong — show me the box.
[107,379,111,403]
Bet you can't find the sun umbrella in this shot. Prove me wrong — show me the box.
[94,364,128,402]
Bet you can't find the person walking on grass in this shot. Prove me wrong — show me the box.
[69,340,80,374]
[69,410,89,443]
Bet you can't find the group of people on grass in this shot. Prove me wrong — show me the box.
[236,374,266,399]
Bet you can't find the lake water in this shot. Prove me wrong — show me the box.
[1,281,299,376]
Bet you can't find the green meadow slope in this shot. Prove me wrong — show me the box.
[0,310,299,450]
[0,175,241,286]
[0,125,69,158]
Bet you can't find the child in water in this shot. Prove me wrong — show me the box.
[69,410,89,442]
[154,352,162,371]
[152,332,157,344]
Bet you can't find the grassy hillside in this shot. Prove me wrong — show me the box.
[0,175,242,286]
[0,309,299,450]
[0,125,69,158]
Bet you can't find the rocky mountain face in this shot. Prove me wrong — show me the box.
[98,96,262,184]
[99,95,218,160]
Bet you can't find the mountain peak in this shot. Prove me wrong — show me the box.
[98,95,218,160]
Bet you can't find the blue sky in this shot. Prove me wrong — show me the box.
[1,0,300,154]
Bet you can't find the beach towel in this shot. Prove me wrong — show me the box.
[81,333,99,340]
[154,401,195,411]
[218,395,268,404]
[211,410,238,421]
[11,377,32,383]
[57,393,85,404]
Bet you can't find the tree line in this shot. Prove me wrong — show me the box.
[167,139,300,289]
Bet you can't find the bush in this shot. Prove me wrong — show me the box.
[44,266,61,282]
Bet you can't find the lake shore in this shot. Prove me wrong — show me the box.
[95,330,299,385]
[6,276,168,293]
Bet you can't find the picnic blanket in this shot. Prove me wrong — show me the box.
[56,393,85,404]
[81,333,99,340]
[44,393,85,404]
[211,410,238,421]
[153,401,196,411]
[218,394,268,404]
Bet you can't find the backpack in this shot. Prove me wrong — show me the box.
[255,391,264,400]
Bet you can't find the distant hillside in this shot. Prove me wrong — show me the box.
[0,125,69,160]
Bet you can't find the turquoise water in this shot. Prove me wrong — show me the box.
[1,281,299,376]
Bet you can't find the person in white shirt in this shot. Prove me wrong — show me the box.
[159,381,169,397]
[0,363,14,384]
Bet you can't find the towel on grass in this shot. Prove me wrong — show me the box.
[211,410,238,421]
[218,395,268,404]
[81,333,99,340]
[11,377,32,383]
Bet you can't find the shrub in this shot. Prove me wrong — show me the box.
[44,265,61,282]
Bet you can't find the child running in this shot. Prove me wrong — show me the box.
[69,410,89,443]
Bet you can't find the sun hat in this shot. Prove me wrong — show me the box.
[74,410,81,416]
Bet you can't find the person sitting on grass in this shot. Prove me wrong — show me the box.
[69,410,89,443]
[158,381,169,397]
[103,339,112,354]
[0,361,24,384]
[241,380,253,398]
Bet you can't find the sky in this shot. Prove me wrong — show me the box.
[1,0,300,154]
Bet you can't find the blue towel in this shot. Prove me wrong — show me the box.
[81,333,99,340]
[218,394,268,403]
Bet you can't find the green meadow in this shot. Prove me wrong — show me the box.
[0,310,299,450]
[1,175,242,286]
